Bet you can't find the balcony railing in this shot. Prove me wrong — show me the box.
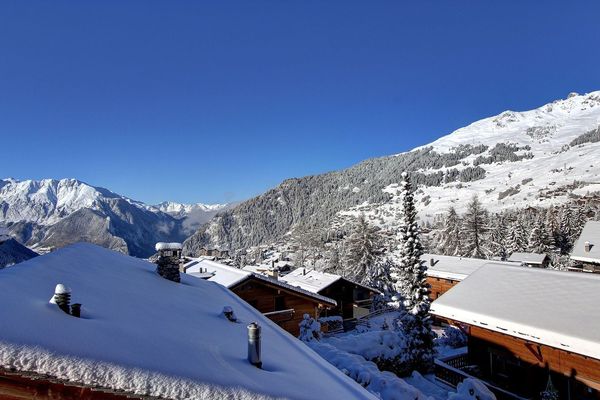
[435,354,529,400]
[263,309,295,323]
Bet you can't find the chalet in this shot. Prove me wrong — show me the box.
[570,220,600,273]
[278,268,379,320]
[184,258,336,335]
[507,252,549,268]
[0,243,374,400]
[431,263,600,399]
[423,253,518,299]
[197,247,230,259]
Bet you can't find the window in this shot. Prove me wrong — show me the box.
[274,296,286,311]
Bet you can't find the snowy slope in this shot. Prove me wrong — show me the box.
[341,91,600,226]
[0,243,375,400]
[0,238,38,268]
[155,201,233,234]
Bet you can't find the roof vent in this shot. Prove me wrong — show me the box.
[50,284,71,314]
[247,322,262,368]
[222,306,238,322]
[585,241,592,252]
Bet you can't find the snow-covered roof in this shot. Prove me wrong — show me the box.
[185,257,250,287]
[431,263,600,360]
[423,253,518,281]
[279,268,378,294]
[185,258,337,306]
[0,243,373,399]
[507,252,548,265]
[155,242,182,251]
[571,221,600,264]
[279,268,343,293]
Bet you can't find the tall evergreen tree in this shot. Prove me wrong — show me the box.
[488,214,509,259]
[438,207,462,256]
[462,195,488,259]
[506,218,527,255]
[527,223,549,254]
[344,214,380,284]
[393,172,435,375]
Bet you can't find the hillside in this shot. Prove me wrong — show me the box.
[0,238,38,268]
[184,91,600,255]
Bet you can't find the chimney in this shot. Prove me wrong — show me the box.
[430,258,435,267]
[585,241,592,252]
[247,322,262,368]
[71,303,82,318]
[155,242,183,282]
[302,268,306,276]
[50,284,71,314]
[268,269,278,280]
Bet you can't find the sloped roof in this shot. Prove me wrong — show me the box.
[507,252,548,264]
[185,258,336,306]
[0,243,374,400]
[279,268,379,294]
[431,263,600,360]
[422,253,518,281]
[571,220,600,264]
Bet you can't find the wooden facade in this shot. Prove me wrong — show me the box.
[0,368,149,400]
[427,276,460,299]
[231,277,333,335]
[318,278,376,320]
[446,320,600,399]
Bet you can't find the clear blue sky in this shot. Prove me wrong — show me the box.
[1,1,599,204]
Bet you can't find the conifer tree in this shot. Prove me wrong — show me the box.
[488,215,509,259]
[506,218,527,255]
[462,195,488,259]
[393,172,435,375]
[439,207,462,256]
[344,214,380,284]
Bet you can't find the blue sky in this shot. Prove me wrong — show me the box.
[1,1,599,204]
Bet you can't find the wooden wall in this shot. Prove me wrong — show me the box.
[461,323,600,398]
[232,278,325,336]
[427,276,460,299]
[0,369,143,400]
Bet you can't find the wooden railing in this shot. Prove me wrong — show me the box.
[435,355,529,400]
[263,309,295,323]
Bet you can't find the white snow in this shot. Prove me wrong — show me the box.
[423,254,518,281]
[0,243,374,400]
[570,220,600,264]
[506,252,547,265]
[185,257,251,287]
[155,242,183,251]
[430,263,600,360]
[279,268,342,293]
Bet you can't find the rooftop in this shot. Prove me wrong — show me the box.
[279,268,378,294]
[422,253,518,281]
[431,263,600,360]
[571,220,600,264]
[507,252,548,265]
[185,258,336,306]
[0,243,372,399]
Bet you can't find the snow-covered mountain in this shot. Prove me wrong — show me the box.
[0,179,228,257]
[154,201,233,234]
[184,91,600,254]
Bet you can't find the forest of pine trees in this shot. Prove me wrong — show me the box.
[434,198,598,268]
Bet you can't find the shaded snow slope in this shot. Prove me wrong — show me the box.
[0,238,38,268]
[0,244,375,400]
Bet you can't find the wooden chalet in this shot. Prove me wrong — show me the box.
[570,221,600,273]
[431,263,600,399]
[423,253,518,299]
[279,268,378,320]
[184,258,336,335]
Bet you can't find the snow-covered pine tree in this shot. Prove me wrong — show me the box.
[505,217,527,255]
[298,314,322,342]
[558,206,574,254]
[462,195,488,259]
[438,207,462,256]
[488,214,509,259]
[544,207,560,252]
[393,172,435,375]
[344,214,380,284]
[527,219,550,254]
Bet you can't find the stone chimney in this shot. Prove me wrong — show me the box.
[155,242,183,282]
[585,241,592,252]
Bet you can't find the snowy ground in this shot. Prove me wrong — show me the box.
[309,311,487,400]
